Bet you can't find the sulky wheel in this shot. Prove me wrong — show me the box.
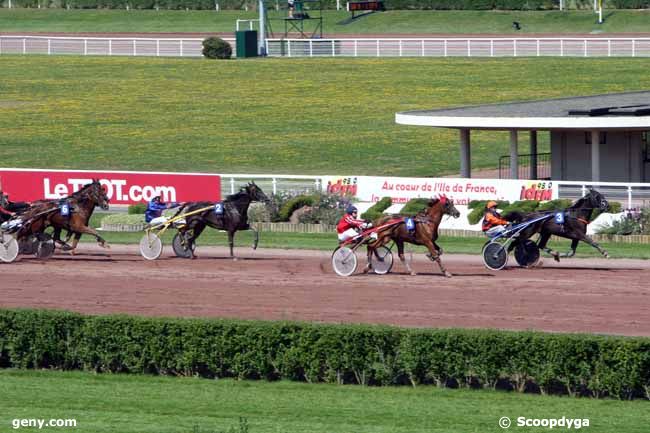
[514,239,541,268]
[35,233,55,259]
[482,241,508,271]
[172,232,195,259]
[139,232,163,260]
[0,235,19,263]
[370,246,393,275]
[332,246,358,277]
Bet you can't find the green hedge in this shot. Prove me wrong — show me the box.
[1,309,649,399]
[278,195,315,221]
[361,197,392,221]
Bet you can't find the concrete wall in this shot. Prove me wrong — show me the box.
[551,130,645,182]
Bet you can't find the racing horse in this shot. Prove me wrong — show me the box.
[173,182,270,259]
[367,196,461,277]
[506,188,610,262]
[17,179,110,252]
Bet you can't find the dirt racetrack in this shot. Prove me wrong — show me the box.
[1,244,649,337]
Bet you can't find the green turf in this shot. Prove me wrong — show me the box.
[2,9,650,34]
[3,56,650,177]
[0,369,648,433]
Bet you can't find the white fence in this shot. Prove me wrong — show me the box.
[4,35,650,58]
[0,35,232,57]
[268,37,650,57]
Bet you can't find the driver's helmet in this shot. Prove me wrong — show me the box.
[486,201,498,209]
[152,196,161,203]
[345,205,358,215]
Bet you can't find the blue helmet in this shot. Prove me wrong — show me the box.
[345,205,358,215]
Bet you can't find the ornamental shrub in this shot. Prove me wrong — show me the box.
[278,195,316,221]
[128,203,147,214]
[361,197,392,221]
[399,198,431,215]
[202,37,232,59]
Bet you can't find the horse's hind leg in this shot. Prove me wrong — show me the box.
[396,240,416,276]
[184,220,205,259]
[578,234,609,258]
[538,232,560,262]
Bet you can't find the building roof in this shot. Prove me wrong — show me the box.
[395,90,650,131]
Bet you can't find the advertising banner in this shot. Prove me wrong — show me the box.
[0,169,221,205]
[323,175,557,205]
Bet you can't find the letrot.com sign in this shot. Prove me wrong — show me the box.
[323,176,557,204]
[0,169,221,205]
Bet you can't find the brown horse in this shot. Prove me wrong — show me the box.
[17,179,110,252]
[367,196,460,278]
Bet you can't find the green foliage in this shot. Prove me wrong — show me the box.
[101,214,147,225]
[2,309,650,399]
[361,197,392,221]
[128,203,147,214]
[202,37,232,59]
[399,198,431,216]
[297,194,347,225]
[278,195,316,222]
[467,200,508,225]
[597,208,650,235]
[536,199,573,212]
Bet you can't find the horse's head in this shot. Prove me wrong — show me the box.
[428,195,460,219]
[587,188,609,212]
[246,181,270,204]
[88,179,110,210]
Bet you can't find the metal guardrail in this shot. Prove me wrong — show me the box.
[499,153,551,180]
[4,35,650,58]
[266,37,650,58]
[557,181,650,210]
[220,174,321,197]
[0,35,233,57]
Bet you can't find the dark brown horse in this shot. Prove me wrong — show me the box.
[367,196,460,277]
[17,179,110,252]
[506,188,610,262]
[173,182,270,259]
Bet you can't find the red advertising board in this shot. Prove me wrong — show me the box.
[0,169,221,205]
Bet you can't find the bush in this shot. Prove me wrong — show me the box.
[597,208,650,235]
[278,195,315,222]
[202,37,232,60]
[297,194,347,225]
[399,198,431,216]
[2,308,650,398]
[128,203,147,214]
[361,197,392,221]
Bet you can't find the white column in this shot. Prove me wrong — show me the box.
[591,130,600,182]
[460,129,471,178]
[510,130,519,179]
[529,130,538,180]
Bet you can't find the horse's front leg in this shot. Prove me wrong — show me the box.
[424,239,451,278]
[228,230,236,259]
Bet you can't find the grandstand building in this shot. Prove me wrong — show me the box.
[396,91,650,182]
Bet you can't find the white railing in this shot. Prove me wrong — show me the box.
[0,35,234,57]
[267,37,650,58]
[557,181,650,210]
[3,35,650,58]
[220,174,321,197]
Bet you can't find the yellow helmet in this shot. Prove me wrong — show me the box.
[486,201,498,209]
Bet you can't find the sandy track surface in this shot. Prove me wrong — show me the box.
[2,244,648,336]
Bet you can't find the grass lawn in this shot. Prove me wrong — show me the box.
[3,56,650,177]
[0,369,648,433]
[3,9,650,35]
